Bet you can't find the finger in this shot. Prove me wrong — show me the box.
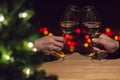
[48,46,62,52]
[93,47,107,53]
[92,34,105,44]
[44,50,57,56]
[92,38,100,44]
[54,42,64,48]
[45,45,61,52]
[55,52,65,57]
[46,46,64,57]
[44,49,65,57]
[48,51,63,57]
[92,47,100,51]
[42,50,52,55]
[53,36,65,43]
[99,34,107,39]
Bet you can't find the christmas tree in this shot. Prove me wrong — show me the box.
[0,0,57,80]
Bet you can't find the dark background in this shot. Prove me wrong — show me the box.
[30,0,120,32]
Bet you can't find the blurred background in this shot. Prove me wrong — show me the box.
[31,0,120,31]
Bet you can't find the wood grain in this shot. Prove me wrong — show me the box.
[37,53,120,80]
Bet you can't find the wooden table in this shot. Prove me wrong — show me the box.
[37,53,120,80]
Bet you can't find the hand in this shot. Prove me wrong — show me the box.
[34,36,65,56]
[92,34,119,53]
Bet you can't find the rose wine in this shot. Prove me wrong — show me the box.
[60,21,79,34]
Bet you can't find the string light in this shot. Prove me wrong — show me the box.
[5,55,10,60]
[27,42,38,52]
[65,34,71,39]
[0,14,5,22]
[75,28,81,33]
[84,42,89,48]
[48,33,53,36]
[71,41,76,46]
[1,53,13,63]
[66,40,72,45]
[28,42,34,48]
[40,27,120,52]
[22,67,34,78]
[70,46,75,52]
[43,27,48,31]
[114,35,118,40]
[87,39,91,43]
[105,27,111,33]
[85,34,90,40]
[19,12,28,18]
[118,36,120,41]
[32,48,38,52]
[105,27,113,36]
[43,30,48,35]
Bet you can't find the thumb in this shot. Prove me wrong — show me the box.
[92,38,103,44]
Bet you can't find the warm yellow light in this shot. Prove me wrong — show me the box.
[23,67,33,78]
[88,52,95,57]
[56,52,65,58]
[6,55,10,60]
[26,68,30,75]
[84,43,89,47]
[28,42,34,48]
[0,14,5,22]
[87,39,91,43]
[19,12,28,18]
[48,33,53,36]
[23,68,30,76]
[44,31,48,35]
[114,35,118,40]
[105,28,111,32]
[32,48,38,52]
[22,13,27,18]
[70,46,75,52]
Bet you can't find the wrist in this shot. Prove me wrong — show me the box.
[33,41,41,52]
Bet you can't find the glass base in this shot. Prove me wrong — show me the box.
[91,52,108,60]
[90,52,109,63]
[91,58,108,63]
[52,51,73,63]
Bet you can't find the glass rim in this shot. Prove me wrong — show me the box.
[81,5,95,11]
[67,5,81,12]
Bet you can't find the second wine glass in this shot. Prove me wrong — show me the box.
[58,5,81,58]
[81,5,108,62]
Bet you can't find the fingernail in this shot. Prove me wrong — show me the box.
[92,38,97,42]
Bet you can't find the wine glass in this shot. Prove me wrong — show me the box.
[60,5,80,34]
[56,5,81,59]
[81,5,108,62]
